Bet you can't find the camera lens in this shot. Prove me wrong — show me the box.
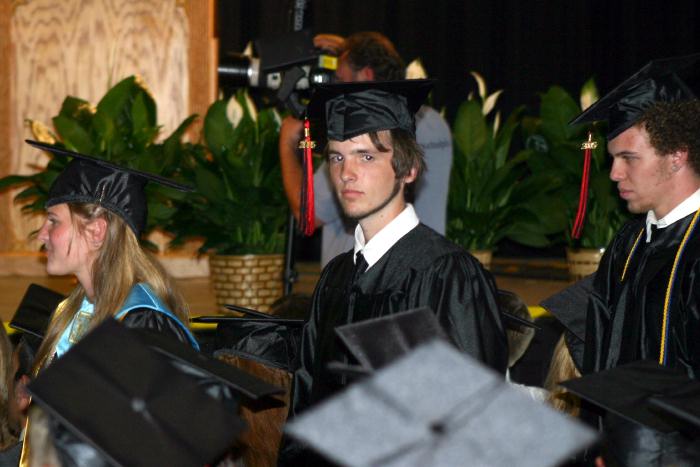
[218,54,261,87]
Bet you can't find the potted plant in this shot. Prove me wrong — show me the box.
[447,73,565,269]
[166,90,287,312]
[521,80,629,279]
[0,76,198,252]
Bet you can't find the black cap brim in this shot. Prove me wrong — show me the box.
[569,53,700,139]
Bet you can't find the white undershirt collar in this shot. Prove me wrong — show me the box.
[646,188,700,242]
[353,204,420,269]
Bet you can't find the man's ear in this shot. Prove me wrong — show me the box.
[84,217,108,249]
[357,66,375,81]
[403,167,418,185]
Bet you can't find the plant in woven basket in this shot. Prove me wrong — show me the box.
[166,90,286,255]
[447,72,565,251]
[0,76,198,250]
[520,80,629,249]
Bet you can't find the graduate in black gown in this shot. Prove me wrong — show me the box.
[279,80,507,465]
[570,54,700,466]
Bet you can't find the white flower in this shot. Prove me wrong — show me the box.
[580,78,599,111]
[493,111,501,136]
[406,59,428,79]
[470,71,487,100]
[271,108,282,128]
[482,90,503,116]
[226,96,244,127]
[243,41,254,57]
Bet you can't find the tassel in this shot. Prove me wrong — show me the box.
[299,117,316,236]
[571,131,597,239]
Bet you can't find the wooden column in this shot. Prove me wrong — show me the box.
[0,0,217,276]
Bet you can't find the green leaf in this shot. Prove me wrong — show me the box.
[203,100,235,159]
[453,100,488,158]
[52,115,95,154]
[539,86,581,142]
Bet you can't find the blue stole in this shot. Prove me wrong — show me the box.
[55,283,199,357]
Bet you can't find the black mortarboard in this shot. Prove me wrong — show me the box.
[540,274,594,371]
[334,307,450,373]
[27,320,249,467]
[307,79,434,141]
[570,53,700,139]
[193,315,304,373]
[286,340,597,467]
[26,139,193,236]
[560,360,700,433]
[539,275,593,343]
[10,283,65,339]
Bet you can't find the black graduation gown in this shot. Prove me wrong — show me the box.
[290,224,508,418]
[584,213,700,377]
[583,213,700,466]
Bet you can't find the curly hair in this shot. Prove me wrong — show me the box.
[639,99,700,174]
[342,32,405,81]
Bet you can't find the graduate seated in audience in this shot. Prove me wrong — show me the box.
[0,335,32,467]
[499,290,548,402]
[19,140,200,463]
[570,54,700,465]
[278,80,507,466]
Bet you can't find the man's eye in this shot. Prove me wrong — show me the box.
[361,153,374,161]
[329,155,343,163]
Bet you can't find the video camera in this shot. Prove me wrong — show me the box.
[218,30,337,118]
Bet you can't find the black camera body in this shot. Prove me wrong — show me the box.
[218,30,337,117]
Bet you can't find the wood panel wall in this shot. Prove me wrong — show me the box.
[0,0,217,276]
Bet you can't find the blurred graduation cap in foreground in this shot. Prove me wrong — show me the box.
[26,139,193,237]
[28,320,283,467]
[333,307,450,374]
[570,53,700,139]
[287,340,597,467]
[561,360,700,434]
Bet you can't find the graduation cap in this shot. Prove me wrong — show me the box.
[570,53,700,139]
[307,79,434,141]
[27,319,261,467]
[333,307,450,374]
[539,274,594,371]
[193,304,305,372]
[286,340,597,467]
[560,360,700,433]
[26,139,193,236]
[9,283,65,339]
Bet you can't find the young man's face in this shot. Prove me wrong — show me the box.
[328,132,413,228]
[608,125,676,218]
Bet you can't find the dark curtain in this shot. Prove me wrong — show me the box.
[218,0,700,120]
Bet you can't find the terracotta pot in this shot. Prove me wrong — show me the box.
[566,247,605,281]
[469,249,493,270]
[208,253,284,313]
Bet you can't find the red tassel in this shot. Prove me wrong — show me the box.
[299,118,316,236]
[571,131,597,239]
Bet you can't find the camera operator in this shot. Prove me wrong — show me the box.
[279,31,453,266]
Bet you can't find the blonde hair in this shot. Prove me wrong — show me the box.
[544,334,581,417]
[33,203,189,372]
[0,325,18,449]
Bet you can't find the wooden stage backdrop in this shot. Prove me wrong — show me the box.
[0,0,217,277]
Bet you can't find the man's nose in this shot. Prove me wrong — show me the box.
[610,159,624,182]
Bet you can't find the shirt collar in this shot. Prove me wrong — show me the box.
[646,188,700,242]
[353,204,420,269]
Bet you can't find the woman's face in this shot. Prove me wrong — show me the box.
[37,203,93,278]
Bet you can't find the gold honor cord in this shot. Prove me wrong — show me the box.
[659,208,700,365]
[620,229,645,283]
